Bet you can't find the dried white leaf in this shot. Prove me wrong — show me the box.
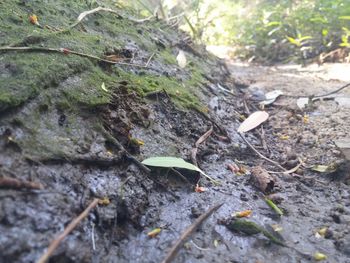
[260,90,283,105]
[238,111,269,133]
[176,50,187,68]
[296,97,309,109]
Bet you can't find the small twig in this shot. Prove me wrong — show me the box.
[259,125,269,152]
[37,198,99,263]
[161,203,223,263]
[313,82,350,98]
[145,52,155,67]
[189,240,211,251]
[170,168,192,184]
[239,133,286,171]
[268,157,303,174]
[91,222,96,251]
[190,126,213,166]
[0,46,157,70]
[58,6,153,33]
[99,126,151,173]
[283,82,350,99]
[0,176,43,190]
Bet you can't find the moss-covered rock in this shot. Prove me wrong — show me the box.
[0,0,218,159]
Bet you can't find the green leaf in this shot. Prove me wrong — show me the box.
[286,36,300,47]
[266,21,281,27]
[142,157,219,184]
[322,29,328,37]
[265,198,284,216]
[299,36,312,42]
[339,16,350,20]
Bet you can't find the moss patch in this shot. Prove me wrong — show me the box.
[0,0,218,159]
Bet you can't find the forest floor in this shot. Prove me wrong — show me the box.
[0,1,350,262]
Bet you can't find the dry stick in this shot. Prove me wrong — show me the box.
[37,198,99,263]
[100,126,151,174]
[145,52,155,67]
[61,6,153,32]
[313,82,350,98]
[0,46,156,70]
[190,126,213,166]
[161,203,223,263]
[239,133,286,172]
[283,82,350,99]
[0,176,43,190]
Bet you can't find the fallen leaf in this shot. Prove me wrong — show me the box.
[296,97,309,109]
[225,218,286,246]
[303,114,309,124]
[195,184,206,193]
[233,210,252,218]
[238,111,269,133]
[213,239,219,247]
[129,137,145,146]
[313,252,327,261]
[101,82,108,92]
[141,156,219,184]
[176,50,187,68]
[227,163,240,173]
[279,134,290,140]
[29,14,39,25]
[265,198,284,216]
[311,164,337,173]
[316,227,328,237]
[147,228,162,238]
[98,197,110,206]
[271,224,283,232]
[250,166,276,193]
[260,90,283,105]
[61,48,71,55]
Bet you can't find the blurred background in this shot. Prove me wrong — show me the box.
[118,0,350,64]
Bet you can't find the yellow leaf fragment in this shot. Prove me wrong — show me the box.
[98,197,110,206]
[317,227,328,237]
[279,134,290,140]
[129,137,145,146]
[303,114,309,124]
[271,224,283,232]
[29,14,39,25]
[147,228,162,238]
[101,82,108,92]
[311,164,337,173]
[314,252,327,261]
[233,210,252,218]
[213,239,219,247]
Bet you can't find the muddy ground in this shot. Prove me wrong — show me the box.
[1,1,350,263]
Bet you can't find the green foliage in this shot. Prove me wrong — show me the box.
[142,156,219,184]
[129,0,350,63]
[233,0,350,63]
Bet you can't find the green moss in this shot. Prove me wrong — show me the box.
[61,68,114,108]
[114,67,205,110]
[0,0,219,160]
[158,49,177,65]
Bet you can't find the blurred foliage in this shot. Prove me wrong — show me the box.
[118,0,350,63]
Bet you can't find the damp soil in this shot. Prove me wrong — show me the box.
[1,1,350,263]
